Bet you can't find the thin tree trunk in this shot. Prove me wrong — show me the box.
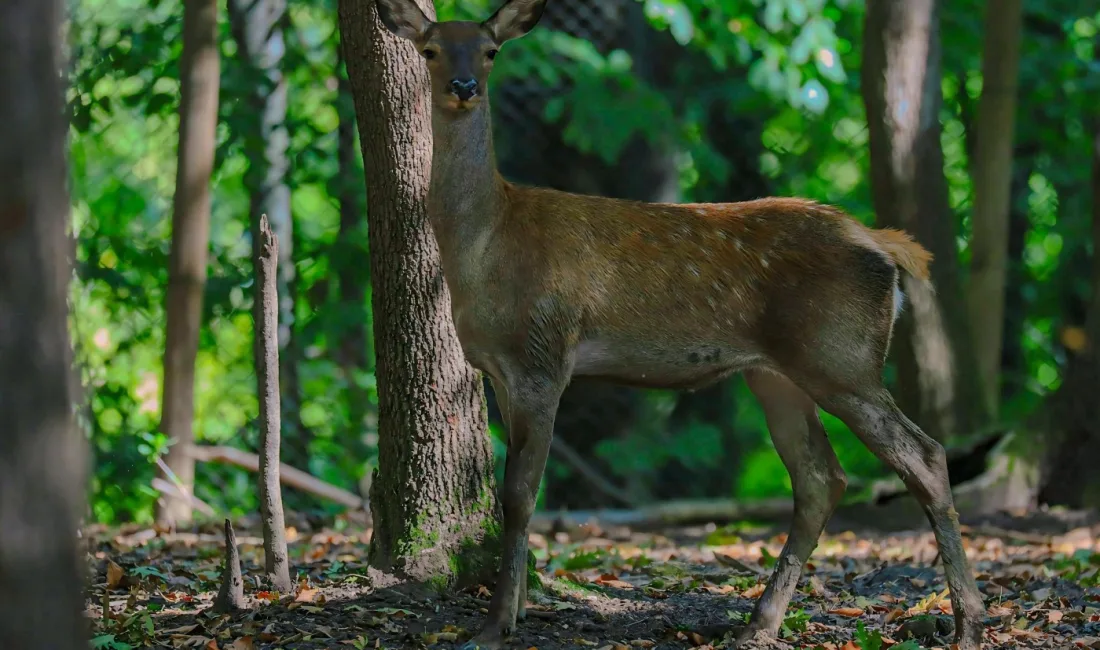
[967,0,1024,416]
[227,0,306,463]
[253,215,293,592]
[861,0,986,442]
[0,1,88,646]
[156,0,221,526]
[338,0,501,585]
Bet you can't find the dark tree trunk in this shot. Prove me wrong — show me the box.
[1039,124,1100,507]
[334,43,373,438]
[156,0,221,526]
[861,0,986,442]
[999,156,1034,405]
[338,0,500,584]
[0,0,89,645]
[228,0,307,464]
[254,216,292,592]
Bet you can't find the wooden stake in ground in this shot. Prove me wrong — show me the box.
[254,214,292,593]
[213,519,245,612]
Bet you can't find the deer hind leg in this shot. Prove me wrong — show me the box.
[739,369,848,643]
[814,387,985,650]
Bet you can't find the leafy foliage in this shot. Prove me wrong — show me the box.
[67,0,1100,523]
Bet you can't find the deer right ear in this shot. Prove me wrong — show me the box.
[374,0,432,41]
[483,0,547,43]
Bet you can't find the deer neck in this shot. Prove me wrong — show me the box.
[428,100,506,273]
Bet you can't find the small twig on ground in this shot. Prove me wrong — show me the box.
[550,437,638,508]
[471,598,556,619]
[528,497,794,533]
[150,477,216,517]
[960,524,1053,545]
[187,444,365,509]
[213,519,245,613]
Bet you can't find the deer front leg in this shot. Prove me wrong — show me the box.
[463,375,561,650]
[488,379,530,620]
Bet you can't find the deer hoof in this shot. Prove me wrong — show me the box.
[460,627,510,650]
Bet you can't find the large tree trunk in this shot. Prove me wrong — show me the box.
[0,0,89,645]
[861,0,986,442]
[1039,123,1100,507]
[227,0,307,464]
[966,0,1023,416]
[156,0,221,526]
[338,0,500,584]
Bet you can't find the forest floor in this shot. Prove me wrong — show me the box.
[85,507,1100,650]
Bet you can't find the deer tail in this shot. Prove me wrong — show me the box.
[868,228,933,284]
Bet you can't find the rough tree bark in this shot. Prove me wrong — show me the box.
[254,215,292,592]
[861,0,987,442]
[228,0,307,463]
[0,1,89,646]
[156,0,221,526]
[967,0,1023,416]
[338,0,501,584]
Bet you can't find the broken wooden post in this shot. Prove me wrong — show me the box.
[213,519,245,612]
[254,214,292,593]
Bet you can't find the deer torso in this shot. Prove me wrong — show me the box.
[426,102,892,390]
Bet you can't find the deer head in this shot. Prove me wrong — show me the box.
[374,0,547,112]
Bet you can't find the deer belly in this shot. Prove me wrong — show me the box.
[571,339,763,390]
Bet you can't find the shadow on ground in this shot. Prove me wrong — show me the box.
[85,508,1100,649]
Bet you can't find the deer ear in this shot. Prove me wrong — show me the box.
[483,0,547,43]
[375,0,432,41]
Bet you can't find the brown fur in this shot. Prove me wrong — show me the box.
[371,2,984,649]
[867,227,933,282]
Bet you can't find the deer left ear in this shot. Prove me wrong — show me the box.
[375,0,433,42]
[482,0,547,43]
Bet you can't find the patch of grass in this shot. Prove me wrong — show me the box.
[779,608,811,639]
[853,621,923,650]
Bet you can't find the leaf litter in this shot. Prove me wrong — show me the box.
[83,509,1100,649]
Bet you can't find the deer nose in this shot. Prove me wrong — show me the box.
[449,78,478,101]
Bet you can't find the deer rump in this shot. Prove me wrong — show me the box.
[492,190,931,394]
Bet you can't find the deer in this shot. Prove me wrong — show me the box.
[369,0,986,648]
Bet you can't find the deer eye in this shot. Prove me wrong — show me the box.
[486,49,498,60]
[422,49,437,60]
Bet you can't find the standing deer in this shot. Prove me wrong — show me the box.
[369,0,986,648]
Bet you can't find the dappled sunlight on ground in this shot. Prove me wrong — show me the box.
[85,510,1100,649]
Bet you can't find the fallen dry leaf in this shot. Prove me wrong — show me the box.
[106,560,125,589]
[629,641,655,648]
[228,638,255,650]
[828,607,864,618]
[741,583,766,599]
[294,588,319,603]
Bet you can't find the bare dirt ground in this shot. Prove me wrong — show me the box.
[85,508,1100,649]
